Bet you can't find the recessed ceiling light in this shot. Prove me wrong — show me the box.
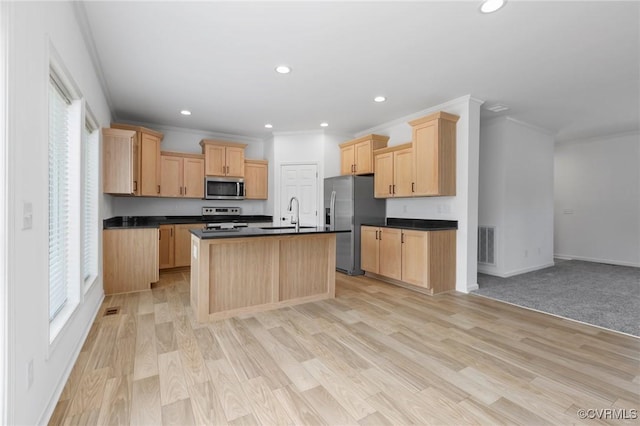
[485,103,510,113]
[180,110,191,116]
[480,0,506,13]
[275,65,291,74]
[320,122,329,127]
[374,96,387,103]
[264,124,273,129]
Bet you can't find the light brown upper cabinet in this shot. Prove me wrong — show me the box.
[200,139,247,177]
[408,111,459,196]
[111,123,163,196]
[339,134,389,175]
[159,151,205,198]
[103,128,139,195]
[244,159,268,200]
[373,143,413,198]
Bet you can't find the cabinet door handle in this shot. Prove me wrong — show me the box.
[379,229,382,241]
[133,180,138,192]
[157,184,160,194]
[375,230,378,240]
[393,184,396,194]
[184,186,187,195]
[170,228,173,237]
[412,182,415,193]
[401,233,404,243]
[353,164,357,173]
[389,185,392,194]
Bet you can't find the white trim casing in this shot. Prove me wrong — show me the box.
[0,2,12,424]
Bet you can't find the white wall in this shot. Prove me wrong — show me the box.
[6,2,112,424]
[271,131,325,226]
[268,130,353,226]
[109,123,268,217]
[478,119,507,271]
[555,132,640,267]
[323,132,352,179]
[358,95,483,293]
[478,117,555,277]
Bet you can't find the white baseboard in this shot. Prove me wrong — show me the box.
[38,292,104,425]
[478,261,556,278]
[462,283,479,293]
[553,254,640,268]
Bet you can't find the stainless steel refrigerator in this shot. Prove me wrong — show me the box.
[324,175,386,275]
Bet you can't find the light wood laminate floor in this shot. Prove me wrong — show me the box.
[50,271,640,425]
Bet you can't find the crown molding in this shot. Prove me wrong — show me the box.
[72,2,116,122]
[505,116,556,136]
[116,119,264,144]
[556,129,640,145]
[355,94,483,137]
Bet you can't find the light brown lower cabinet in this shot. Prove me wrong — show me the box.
[103,228,159,295]
[361,225,456,294]
[159,225,175,269]
[159,223,202,269]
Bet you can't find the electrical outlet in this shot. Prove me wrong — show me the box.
[23,201,33,230]
[27,359,33,389]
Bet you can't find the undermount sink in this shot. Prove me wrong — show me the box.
[259,226,316,230]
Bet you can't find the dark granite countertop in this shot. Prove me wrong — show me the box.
[103,215,273,229]
[362,218,458,231]
[191,226,350,239]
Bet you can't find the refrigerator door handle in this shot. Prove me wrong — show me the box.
[329,190,336,230]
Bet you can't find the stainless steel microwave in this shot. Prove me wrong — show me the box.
[204,176,245,200]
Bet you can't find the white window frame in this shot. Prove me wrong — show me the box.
[0,1,10,423]
[48,53,82,346]
[81,107,99,293]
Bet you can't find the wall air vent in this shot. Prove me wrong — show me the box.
[478,226,496,265]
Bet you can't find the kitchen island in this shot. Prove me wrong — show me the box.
[189,227,348,322]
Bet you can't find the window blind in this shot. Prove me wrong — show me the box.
[81,121,98,284]
[49,78,71,321]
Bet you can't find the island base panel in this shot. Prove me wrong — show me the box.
[191,233,336,322]
[209,238,279,313]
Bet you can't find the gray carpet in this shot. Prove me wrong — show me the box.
[474,260,640,337]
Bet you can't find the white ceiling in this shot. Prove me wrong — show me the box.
[80,1,639,142]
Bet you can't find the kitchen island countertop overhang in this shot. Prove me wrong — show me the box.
[190,226,349,239]
[190,227,349,322]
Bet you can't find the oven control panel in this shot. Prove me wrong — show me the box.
[202,207,241,216]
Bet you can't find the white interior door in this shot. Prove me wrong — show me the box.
[280,164,318,227]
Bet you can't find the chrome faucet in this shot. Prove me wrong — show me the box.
[288,196,300,232]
